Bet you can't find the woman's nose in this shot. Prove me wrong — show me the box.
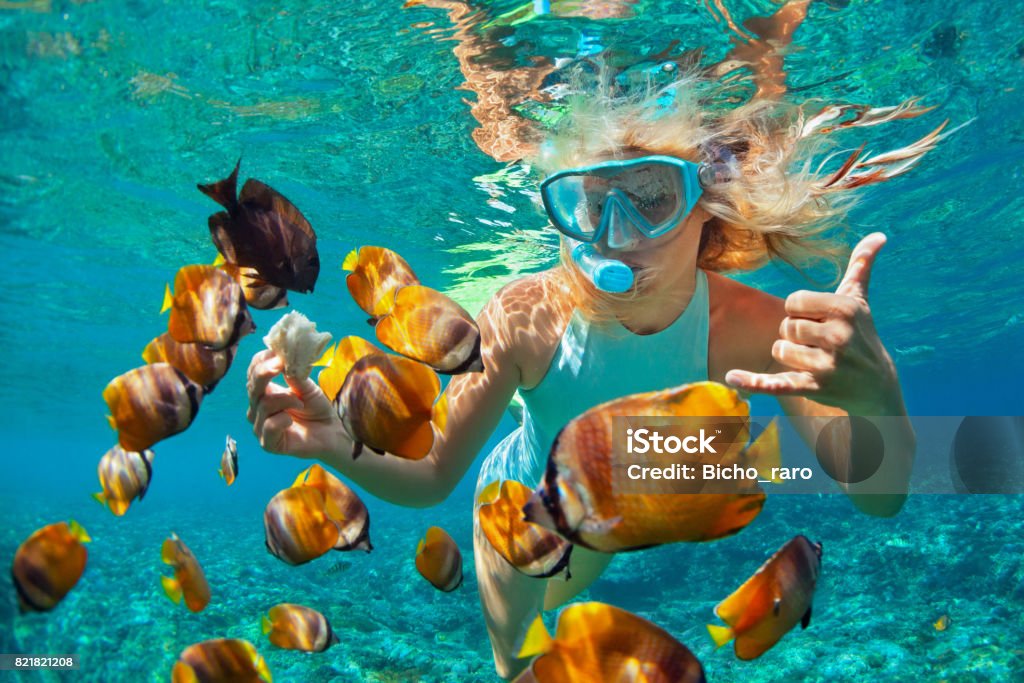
[602,200,643,250]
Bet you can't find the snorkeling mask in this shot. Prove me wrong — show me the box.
[542,154,728,292]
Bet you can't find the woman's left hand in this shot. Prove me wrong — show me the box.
[725,232,903,416]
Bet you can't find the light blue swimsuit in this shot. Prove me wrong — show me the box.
[476,270,711,495]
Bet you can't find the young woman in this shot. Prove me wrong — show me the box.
[246,69,944,678]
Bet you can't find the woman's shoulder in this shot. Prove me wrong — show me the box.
[705,270,786,378]
[481,269,574,387]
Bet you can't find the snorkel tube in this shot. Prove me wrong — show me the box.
[570,240,634,293]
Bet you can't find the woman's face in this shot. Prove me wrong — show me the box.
[584,149,708,271]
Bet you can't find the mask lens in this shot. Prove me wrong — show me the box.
[608,163,682,227]
[542,157,693,241]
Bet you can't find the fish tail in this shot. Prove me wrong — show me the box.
[261,614,274,635]
[477,480,502,505]
[197,159,240,209]
[161,575,183,604]
[161,284,173,314]
[91,492,108,507]
[68,519,91,543]
[312,343,336,368]
[518,615,553,659]
[342,248,359,272]
[706,623,734,649]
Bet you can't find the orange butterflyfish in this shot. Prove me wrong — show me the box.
[334,353,440,460]
[142,331,236,390]
[199,160,319,293]
[315,335,383,402]
[219,435,238,486]
[477,480,573,579]
[162,264,255,351]
[374,284,484,374]
[415,526,463,592]
[261,603,339,653]
[342,245,419,321]
[171,638,272,683]
[93,445,155,516]
[707,535,823,660]
[103,363,204,452]
[160,533,211,613]
[522,382,774,552]
[293,464,372,552]
[514,602,706,682]
[263,486,341,566]
[219,261,289,310]
[11,520,90,613]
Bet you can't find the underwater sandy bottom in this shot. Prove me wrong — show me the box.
[2,492,1022,682]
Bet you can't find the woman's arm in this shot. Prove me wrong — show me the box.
[725,233,916,516]
[246,276,552,508]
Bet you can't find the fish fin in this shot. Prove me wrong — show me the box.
[773,597,782,617]
[579,516,622,535]
[748,420,781,481]
[518,615,553,659]
[161,538,179,564]
[342,248,359,272]
[416,538,425,555]
[107,499,129,516]
[255,654,273,683]
[197,159,240,209]
[313,343,336,368]
[801,606,812,629]
[68,519,91,543]
[171,663,199,683]
[369,446,386,456]
[218,468,225,479]
[291,467,311,488]
[212,253,225,266]
[92,492,107,507]
[706,623,734,649]
[351,442,363,460]
[355,537,373,553]
[477,480,502,505]
[106,414,117,430]
[161,575,183,604]
[432,391,449,434]
[261,614,274,635]
[366,316,378,326]
[161,284,173,314]
[323,494,347,524]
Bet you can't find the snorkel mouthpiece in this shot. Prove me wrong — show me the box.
[571,242,634,293]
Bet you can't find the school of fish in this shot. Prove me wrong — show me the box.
[7,40,850,675]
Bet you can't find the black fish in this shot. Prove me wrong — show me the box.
[198,161,320,293]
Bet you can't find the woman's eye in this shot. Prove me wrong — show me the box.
[632,193,668,210]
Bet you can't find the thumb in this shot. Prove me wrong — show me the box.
[282,373,324,402]
[836,232,886,300]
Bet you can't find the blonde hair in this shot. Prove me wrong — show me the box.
[532,63,955,321]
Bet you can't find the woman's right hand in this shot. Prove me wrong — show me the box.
[246,349,348,460]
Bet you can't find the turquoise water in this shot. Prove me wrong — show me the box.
[2,0,1023,680]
